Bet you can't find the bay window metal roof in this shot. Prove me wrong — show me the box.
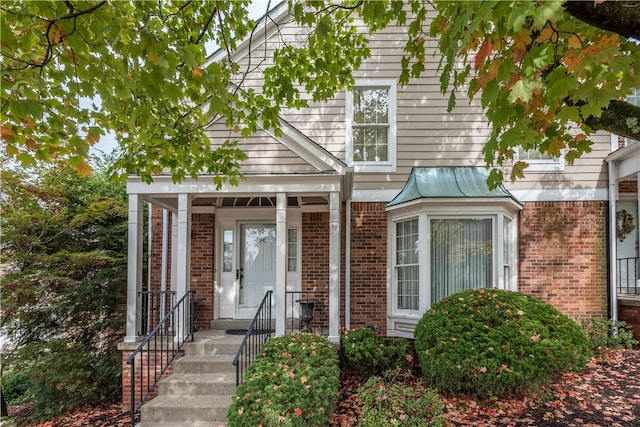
[386,167,522,207]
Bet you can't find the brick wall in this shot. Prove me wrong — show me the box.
[121,349,183,413]
[348,202,388,333]
[519,201,608,319]
[619,179,638,194]
[190,213,215,330]
[619,302,640,341]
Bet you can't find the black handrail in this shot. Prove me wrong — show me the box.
[139,290,176,336]
[126,290,195,427]
[617,257,639,295]
[232,290,273,386]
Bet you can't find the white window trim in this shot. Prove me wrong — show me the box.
[514,147,565,172]
[346,79,397,173]
[387,203,519,337]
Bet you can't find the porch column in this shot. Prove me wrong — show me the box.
[171,210,178,295]
[608,161,618,322]
[125,194,144,342]
[176,194,192,341]
[275,193,287,336]
[328,192,341,343]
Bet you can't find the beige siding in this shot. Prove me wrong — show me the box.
[205,121,318,174]
[210,6,612,197]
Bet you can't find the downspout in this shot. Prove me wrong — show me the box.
[344,167,354,330]
[607,158,618,323]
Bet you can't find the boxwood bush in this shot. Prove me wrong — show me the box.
[342,327,412,374]
[227,333,339,427]
[414,289,592,398]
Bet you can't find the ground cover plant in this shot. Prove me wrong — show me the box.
[414,289,592,398]
[227,333,339,427]
[356,367,445,427]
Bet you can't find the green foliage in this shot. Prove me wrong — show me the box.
[228,333,340,427]
[356,368,445,427]
[414,289,592,398]
[342,327,412,374]
[1,369,31,405]
[0,157,127,418]
[582,318,638,353]
[4,2,638,187]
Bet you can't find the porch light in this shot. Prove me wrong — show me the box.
[296,298,317,332]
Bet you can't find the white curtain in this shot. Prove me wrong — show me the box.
[430,218,492,304]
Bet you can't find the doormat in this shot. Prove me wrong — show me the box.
[225,329,274,336]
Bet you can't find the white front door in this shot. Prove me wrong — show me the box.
[237,223,276,318]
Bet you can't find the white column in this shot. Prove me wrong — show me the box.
[275,193,287,336]
[608,162,618,322]
[125,194,144,342]
[160,208,169,320]
[176,194,192,341]
[171,211,178,295]
[328,192,341,343]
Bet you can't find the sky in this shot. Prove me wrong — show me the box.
[90,1,274,155]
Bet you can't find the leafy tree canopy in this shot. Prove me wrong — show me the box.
[2,0,639,186]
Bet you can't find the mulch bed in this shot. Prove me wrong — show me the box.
[331,348,640,427]
[7,349,639,427]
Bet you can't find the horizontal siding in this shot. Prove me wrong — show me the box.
[211,6,612,197]
[205,122,318,174]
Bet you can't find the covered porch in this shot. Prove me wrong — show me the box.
[124,174,347,345]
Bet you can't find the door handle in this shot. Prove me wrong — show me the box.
[236,268,244,280]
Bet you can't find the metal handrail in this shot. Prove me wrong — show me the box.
[126,290,195,427]
[232,290,273,385]
[617,257,639,295]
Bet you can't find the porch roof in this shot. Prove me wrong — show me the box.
[386,167,522,207]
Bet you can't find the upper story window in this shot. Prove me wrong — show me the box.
[515,147,564,172]
[346,79,397,173]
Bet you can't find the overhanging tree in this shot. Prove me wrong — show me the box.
[1,0,639,186]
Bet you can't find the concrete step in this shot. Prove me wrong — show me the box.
[183,339,243,356]
[173,355,235,374]
[141,395,230,423]
[158,372,237,396]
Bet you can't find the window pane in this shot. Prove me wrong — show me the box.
[354,89,389,124]
[288,228,297,272]
[395,218,419,310]
[223,229,233,272]
[430,218,492,305]
[353,127,388,162]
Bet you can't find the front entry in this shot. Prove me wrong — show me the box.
[237,223,276,318]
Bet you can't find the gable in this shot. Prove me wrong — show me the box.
[205,115,346,175]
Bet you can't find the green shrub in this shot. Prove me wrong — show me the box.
[414,289,592,398]
[1,368,32,405]
[342,327,412,374]
[582,318,638,352]
[227,333,340,427]
[357,368,444,427]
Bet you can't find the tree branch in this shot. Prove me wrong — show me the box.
[563,0,640,40]
[584,100,640,140]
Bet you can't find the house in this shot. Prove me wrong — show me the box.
[118,0,640,414]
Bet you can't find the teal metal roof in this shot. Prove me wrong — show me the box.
[386,167,521,207]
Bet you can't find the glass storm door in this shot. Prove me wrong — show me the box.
[237,223,276,318]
